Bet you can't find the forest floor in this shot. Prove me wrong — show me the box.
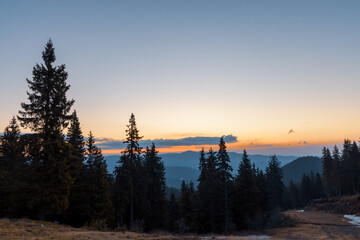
[1,210,360,239]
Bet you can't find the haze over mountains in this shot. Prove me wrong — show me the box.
[105,151,301,188]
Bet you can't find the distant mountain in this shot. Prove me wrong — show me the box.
[165,166,199,188]
[281,156,322,185]
[159,151,297,172]
[104,151,298,188]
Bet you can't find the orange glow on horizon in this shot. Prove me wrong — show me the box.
[100,139,344,155]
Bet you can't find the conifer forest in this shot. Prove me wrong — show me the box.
[1,40,360,234]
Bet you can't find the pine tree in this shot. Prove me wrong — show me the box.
[64,110,87,226]
[144,143,166,230]
[349,141,360,193]
[265,155,284,210]
[198,148,206,183]
[0,117,23,217]
[167,193,179,232]
[17,40,75,219]
[286,180,301,209]
[197,148,217,233]
[322,147,332,197]
[233,150,260,230]
[67,110,85,169]
[341,139,353,194]
[113,113,146,231]
[18,39,74,137]
[179,180,196,232]
[300,173,312,205]
[255,169,268,224]
[84,132,114,227]
[216,137,233,233]
[332,146,342,196]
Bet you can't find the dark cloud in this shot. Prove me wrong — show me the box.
[297,140,308,145]
[288,129,295,134]
[95,135,238,149]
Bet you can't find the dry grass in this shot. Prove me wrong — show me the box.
[3,210,360,240]
[0,218,199,240]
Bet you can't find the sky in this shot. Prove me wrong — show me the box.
[1,0,360,156]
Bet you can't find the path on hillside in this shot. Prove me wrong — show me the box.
[269,210,360,239]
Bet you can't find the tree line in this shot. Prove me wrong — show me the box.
[0,40,286,232]
[282,139,360,210]
[1,40,343,233]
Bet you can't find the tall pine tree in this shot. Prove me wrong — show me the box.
[17,39,75,219]
[197,148,218,232]
[216,137,233,233]
[113,113,146,231]
[144,143,166,230]
[266,155,284,210]
[233,150,260,230]
[84,132,114,227]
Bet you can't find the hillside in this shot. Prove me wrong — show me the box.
[281,156,322,185]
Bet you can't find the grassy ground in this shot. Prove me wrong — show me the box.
[2,210,360,239]
[0,218,198,240]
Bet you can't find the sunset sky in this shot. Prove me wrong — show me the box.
[1,1,360,156]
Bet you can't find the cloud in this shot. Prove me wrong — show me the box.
[249,142,273,148]
[288,129,295,134]
[297,140,308,145]
[95,135,238,149]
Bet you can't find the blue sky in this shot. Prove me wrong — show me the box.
[1,1,360,155]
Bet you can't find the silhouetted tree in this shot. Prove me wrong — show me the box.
[113,113,146,231]
[144,143,166,230]
[178,180,196,232]
[332,146,342,196]
[233,150,260,230]
[167,193,179,232]
[197,148,217,232]
[266,155,284,209]
[216,137,233,232]
[322,147,332,197]
[17,39,75,219]
[0,117,24,217]
[84,132,114,227]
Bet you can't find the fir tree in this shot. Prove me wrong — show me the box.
[64,110,86,225]
[167,193,179,232]
[84,132,114,227]
[0,117,23,217]
[332,146,342,196]
[197,148,217,233]
[233,150,260,230]
[216,137,233,233]
[179,180,196,232]
[17,40,75,219]
[322,147,332,197]
[67,110,85,168]
[18,39,74,137]
[341,139,354,194]
[144,143,166,230]
[113,113,146,231]
[266,155,284,209]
